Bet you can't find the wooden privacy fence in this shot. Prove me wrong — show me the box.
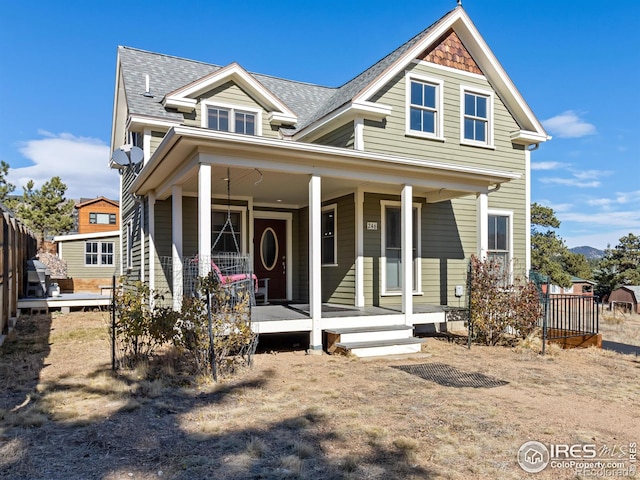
[0,207,37,340]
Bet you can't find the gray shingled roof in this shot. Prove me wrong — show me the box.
[118,7,456,134]
[118,46,336,129]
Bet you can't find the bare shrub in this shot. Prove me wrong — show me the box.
[469,255,543,345]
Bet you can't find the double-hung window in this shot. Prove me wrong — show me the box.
[461,87,493,147]
[381,201,421,294]
[85,241,114,266]
[406,73,443,139]
[321,206,337,265]
[211,208,247,254]
[202,101,261,136]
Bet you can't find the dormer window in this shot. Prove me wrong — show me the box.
[202,101,261,136]
[405,72,444,140]
[207,107,230,131]
[235,111,255,135]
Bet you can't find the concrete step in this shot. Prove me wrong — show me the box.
[325,325,412,344]
[334,337,427,358]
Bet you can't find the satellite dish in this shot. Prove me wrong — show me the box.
[129,146,144,165]
[111,148,130,167]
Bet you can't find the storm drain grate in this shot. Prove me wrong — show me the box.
[392,363,509,389]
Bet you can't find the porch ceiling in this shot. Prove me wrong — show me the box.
[131,126,520,203]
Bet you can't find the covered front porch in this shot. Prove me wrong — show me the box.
[130,126,518,350]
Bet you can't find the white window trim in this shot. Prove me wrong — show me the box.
[487,209,513,280]
[380,200,422,296]
[211,204,248,255]
[405,72,445,141]
[200,100,263,136]
[460,85,494,149]
[321,204,338,267]
[84,240,115,267]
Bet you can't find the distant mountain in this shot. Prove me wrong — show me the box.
[570,246,604,260]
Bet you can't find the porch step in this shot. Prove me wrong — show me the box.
[325,325,413,344]
[334,337,427,358]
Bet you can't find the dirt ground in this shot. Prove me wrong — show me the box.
[1,311,639,480]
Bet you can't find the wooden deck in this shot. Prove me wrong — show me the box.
[17,293,111,315]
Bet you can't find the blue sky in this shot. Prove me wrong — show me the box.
[1,1,638,250]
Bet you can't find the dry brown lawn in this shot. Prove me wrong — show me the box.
[1,311,639,479]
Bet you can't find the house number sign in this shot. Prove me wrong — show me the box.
[366,222,378,230]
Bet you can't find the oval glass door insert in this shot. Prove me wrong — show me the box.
[260,227,278,271]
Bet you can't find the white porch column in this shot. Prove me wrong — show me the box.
[477,192,488,260]
[355,188,365,307]
[309,174,322,350]
[401,185,413,324]
[172,185,183,311]
[198,164,212,276]
[148,191,156,306]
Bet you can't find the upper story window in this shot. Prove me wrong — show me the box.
[202,101,261,136]
[89,212,116,225]
[461,86,493,147]
[405,73,443,140]
[208,107,230,131]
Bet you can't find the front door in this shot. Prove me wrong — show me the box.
[254,218,287,300]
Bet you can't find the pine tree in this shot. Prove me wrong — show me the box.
[595,233,640,296]
[0,160,15,204]
[530,202,573,287]
[15,177,74,246]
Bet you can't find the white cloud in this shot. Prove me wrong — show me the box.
[7,132,118,200]
[530,161,569,171]
[585,190,640,209]
[542,111,597,138]
[614,190,640,204]
[539,177,600,188]
[560,210,640,250]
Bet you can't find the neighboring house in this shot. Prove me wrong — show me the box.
[544,276,596,296]
[110,5,549,352]
[75,197,120,234]
[53,231,120,294]
[608,286,640,314]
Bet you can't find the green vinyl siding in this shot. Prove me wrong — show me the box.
[322,194,355,305]
[314,122,355,149]
[358,62,528,303]
[184,81,280,139]
[121,164,142,282]
[296,207,308,302]
[149,130,165,157]
[294,194,356,305]
[363,193,478,307]
[153,198,172,295]
[365,62,523,173]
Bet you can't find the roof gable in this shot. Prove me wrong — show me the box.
[293,6,547,143]
[417,29,483,76]
[163,63,297,125]
[75,197,119,209]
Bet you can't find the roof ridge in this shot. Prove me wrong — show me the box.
[120,45,335,91]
